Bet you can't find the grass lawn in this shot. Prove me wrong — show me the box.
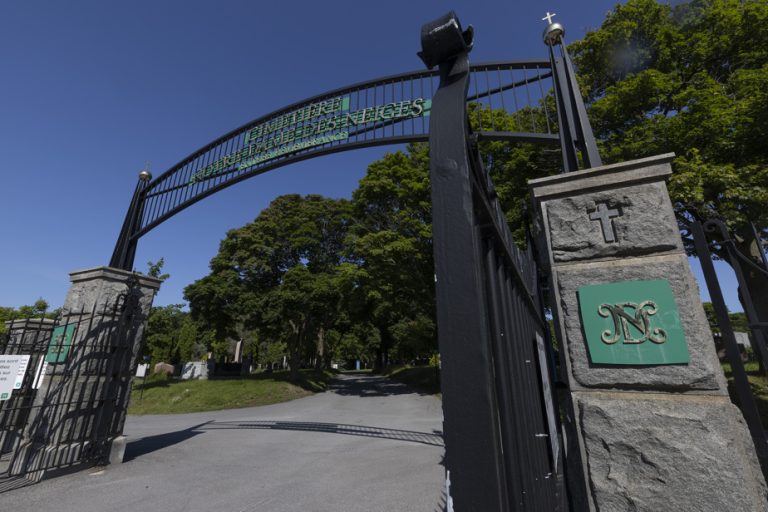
[128,369,336,415]
[381,365,441,396]
[722,360,768,426]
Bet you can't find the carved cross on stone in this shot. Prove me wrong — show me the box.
[589,203,621,243]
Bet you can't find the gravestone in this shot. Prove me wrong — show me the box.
[154,362,175,375]
[530,154,768,511]
[181,361,208,380]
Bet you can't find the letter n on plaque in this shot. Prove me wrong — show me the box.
[578,279,690,365]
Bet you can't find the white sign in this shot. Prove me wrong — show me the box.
[136,363,148,378]
[0,356,23,401]
[13,355,30,390]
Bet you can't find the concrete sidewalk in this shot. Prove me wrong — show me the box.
[1,374,445,512]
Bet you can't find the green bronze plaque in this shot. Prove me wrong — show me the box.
[46,324,76,364]
[578,279,689,365]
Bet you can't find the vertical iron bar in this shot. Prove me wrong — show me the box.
[537,65,553,133]
[716,228,768,377]
[689,219,768,480]
[497,67,509,131]
[425,17,506,507]
[549,48,579,173]
[559,42,602,168]
[510,68,521,132]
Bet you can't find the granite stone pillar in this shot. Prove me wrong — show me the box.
[12,267,160,477]
[530,154,768,511]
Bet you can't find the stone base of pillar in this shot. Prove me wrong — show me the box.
[12,267,160,480]
[107,435,127,465]
[530,154,768,511]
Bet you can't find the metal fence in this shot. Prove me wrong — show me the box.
[0,287,141,492]
[687,218,768,481]
[425,13,566,510]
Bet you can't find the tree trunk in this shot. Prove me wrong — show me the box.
[287,319,305,381]
[374,327,391,371]
[315,328,325,370]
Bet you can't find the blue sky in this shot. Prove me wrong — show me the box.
[0,0,742,312]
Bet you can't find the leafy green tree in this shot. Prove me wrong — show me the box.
[348,145,437,368]
[570,0,768,221]
[146,258,171,281]
[568,0,768,321]
[0,299,58,334]
[185,194,353,378]
[703,301,752,334]
[257,339,287,368]
[17,298,49,318]
[469,103,562,243]
[143,304,208,364]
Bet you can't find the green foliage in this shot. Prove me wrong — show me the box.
[185,147,441,372]
[570,0,768,232]
[146,258,170,281]
[258,340,286,367]
[144,304,210,364]
[0,299,57,334]
[186,194,357,376]
[467,101,562,244]
[349,145,437,366]
[181,1,768,372]
[702,301,751,333]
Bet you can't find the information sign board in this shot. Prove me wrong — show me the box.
[0,356,22,400]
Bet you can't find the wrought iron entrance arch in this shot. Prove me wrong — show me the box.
[110,60,561,270]
[106,11,605,510]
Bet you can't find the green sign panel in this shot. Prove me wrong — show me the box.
[46,324,77,364]
[188,96,431,185]
[578,279,689,365]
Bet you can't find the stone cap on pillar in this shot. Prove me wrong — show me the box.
[529,153,675,201]
[4,317,56,330]
[528,153,682,265]
[69,266,162,290]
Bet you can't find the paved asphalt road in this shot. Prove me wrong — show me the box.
[1,373,446,512]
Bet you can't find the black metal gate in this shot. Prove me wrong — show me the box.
[423,13,566,511]
[0,284,142,492]
[688,218,768,481]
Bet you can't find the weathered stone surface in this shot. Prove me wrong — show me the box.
[557,255,726,391]
[64,267,160,316]
[17,267,162,476]
[154,362,175,375]
[546,181,682,263]
[530,153,675,200]
[577,394,768,512]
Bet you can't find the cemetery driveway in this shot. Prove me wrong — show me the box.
[1,373,445,512]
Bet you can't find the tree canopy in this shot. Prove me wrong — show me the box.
[159,1,768,372]
[570,0,768,228]
[182,147,439,374]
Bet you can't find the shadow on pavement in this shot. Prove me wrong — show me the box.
[330,374,421,397]
[201,420,444,447]
[123,421,210,462]
[123,374,442,462]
